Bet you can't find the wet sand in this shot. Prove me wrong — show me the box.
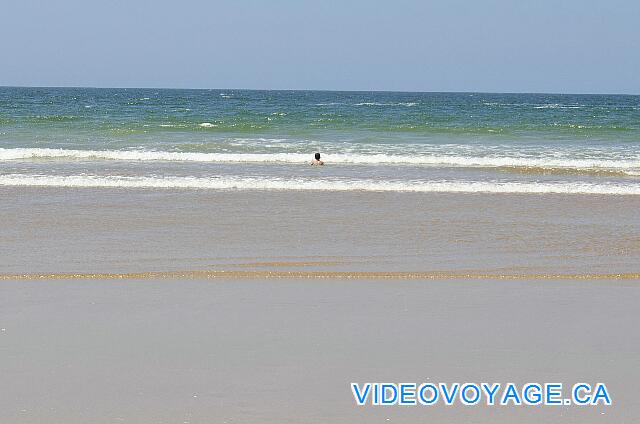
[1,187,639,275]
[1,277,638,423]
[1,187,639,422]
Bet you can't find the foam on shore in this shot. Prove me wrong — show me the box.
[1,148,638,174]
[1,270,638,280]
[1,173,639,195]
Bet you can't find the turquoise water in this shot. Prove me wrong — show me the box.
[1,87,639,193]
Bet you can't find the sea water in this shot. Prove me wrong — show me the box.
[1,87,639,194]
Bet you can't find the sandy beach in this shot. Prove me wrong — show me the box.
[1,277,638,423]
[2,187,639,276]
[1,188,639,422]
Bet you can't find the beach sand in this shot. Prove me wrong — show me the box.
[1,187,639,422]
[1,277,638,423]
[1,187,639,275]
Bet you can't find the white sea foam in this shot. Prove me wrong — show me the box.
[0,174,638,195]
[483,102,585,109]
[353,102,417,106]
[0,148,638,173]
[532,104,583,109]
[314,102,417,107]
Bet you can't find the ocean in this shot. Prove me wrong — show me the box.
[0,87,639,194]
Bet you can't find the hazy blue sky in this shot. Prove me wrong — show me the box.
[1,0,638,93]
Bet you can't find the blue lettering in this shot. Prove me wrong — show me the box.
[501,383,522,405]
[461,384,481,405]
[481,383,500,405]
[440,383,460,405]
[523,383,542,405]
[399,383,417,405]
[381,384,398,405]
[572,383,591,405]
[592,384,612,405]
[418,383,439,405]
[545,383,562,405]
[351,383,371,405]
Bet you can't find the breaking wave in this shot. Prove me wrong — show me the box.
[1,148,638,175]
[1,174,638,195]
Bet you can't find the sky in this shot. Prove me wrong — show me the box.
[1,0,638,93]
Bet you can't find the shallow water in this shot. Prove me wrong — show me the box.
[2,188,638,275]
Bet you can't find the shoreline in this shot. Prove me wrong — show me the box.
[2,270,640,281]
[2,187,639,275]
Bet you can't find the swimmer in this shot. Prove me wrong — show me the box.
[311,152,324,165]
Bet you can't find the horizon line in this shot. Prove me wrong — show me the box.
[1,84,638,97]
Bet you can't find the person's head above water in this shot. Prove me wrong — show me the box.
[311,152,324,165]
